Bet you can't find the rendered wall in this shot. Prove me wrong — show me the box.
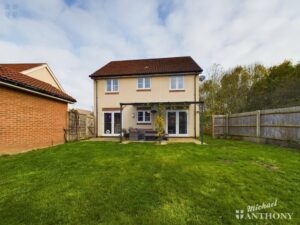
[94,74,200,137]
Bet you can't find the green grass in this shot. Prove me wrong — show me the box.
[0,137,299,225]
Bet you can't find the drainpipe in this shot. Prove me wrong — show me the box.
[120,103,123,143]
[199,102,204,144]
[95,79,98,137]
[194,74,197,139]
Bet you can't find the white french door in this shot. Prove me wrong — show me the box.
[166,110,188,136]
[103,112,121,136]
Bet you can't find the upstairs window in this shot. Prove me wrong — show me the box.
[170,76,184,90]
[137,111,151,123]
[106,79,119,92]
[137,77,151,89]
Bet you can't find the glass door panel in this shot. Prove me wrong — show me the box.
[167,112,176,134]
[179,112,187,134]
[114,113,121,134]
[104,113,112,134]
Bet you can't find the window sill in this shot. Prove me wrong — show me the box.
[105,92,119,95]
[137,122,152,125]
[169,89,185,92]
[136,89,151,92]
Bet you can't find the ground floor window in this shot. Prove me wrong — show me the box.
[137,111,151,123]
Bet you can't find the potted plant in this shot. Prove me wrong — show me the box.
[154,104,166,144]
[122,129,129,139]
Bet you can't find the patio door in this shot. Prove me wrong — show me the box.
[166,110,188,136]
[103,112,121,136]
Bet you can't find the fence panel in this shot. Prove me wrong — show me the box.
[212,106,300,148]
[65,110,95,142]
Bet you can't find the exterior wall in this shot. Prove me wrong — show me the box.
[95,74,200,137]
[23,67,61,89]
[0,86,67,154]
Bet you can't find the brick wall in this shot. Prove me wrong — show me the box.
[0,86,68,154]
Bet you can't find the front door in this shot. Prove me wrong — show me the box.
[166,110,188,136]
[103,112,121,136]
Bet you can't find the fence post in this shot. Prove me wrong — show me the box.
[199,103,204,144]
[212,115,215,138]
[256,110,261,137]
[225,114,229,137]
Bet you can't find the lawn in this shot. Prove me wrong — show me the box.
[0,137,299,225]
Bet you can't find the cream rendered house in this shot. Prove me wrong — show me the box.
[90,56,203,140]
[0,63,64,91]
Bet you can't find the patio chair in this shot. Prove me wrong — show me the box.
[129,128,138,141]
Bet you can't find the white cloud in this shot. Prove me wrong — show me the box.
[0,0,299,109]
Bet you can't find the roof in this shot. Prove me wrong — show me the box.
[90,56,203,78]
[72,109,94,115]
[0,63,45,72]
[0,65,76,103]
[1,63,65,92]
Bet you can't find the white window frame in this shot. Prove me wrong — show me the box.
[137,77,151,89]
[165,110,189,137]
[106,79,119,92]
[169,76,184,90]
[102,111,122,136]
[137,110,151,123]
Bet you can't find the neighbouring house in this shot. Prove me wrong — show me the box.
[0,63,76,154]
[90,56,203,140]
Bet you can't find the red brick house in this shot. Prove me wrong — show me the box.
[0,64,76,154]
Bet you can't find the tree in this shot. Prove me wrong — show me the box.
[200,60,300,134]
[247,60,300,110]
[199,64,223,114]
[199,64,223,133]
[217,66,252,113]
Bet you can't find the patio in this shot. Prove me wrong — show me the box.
[119,101,205,143]
[88,137,204,144]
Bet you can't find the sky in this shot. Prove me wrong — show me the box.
[0,0,299,110]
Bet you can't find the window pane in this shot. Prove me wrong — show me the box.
[167,112,176,134]
[144,78,150,88]
[178,76,184,89]
[104,113,112,134]
[113,80,118,91]
[171,77,176,89]
[179,112,187,134]
[145,111,151,122]
[137,78,143,89]
[138,112,144,122]
[106,80,112,92]
[114,113,121,134]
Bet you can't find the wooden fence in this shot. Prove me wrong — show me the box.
[64,110,95,142]
[212,106,300,148]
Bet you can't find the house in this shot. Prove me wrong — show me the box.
[0,63,76,153]
[90,56,203,140]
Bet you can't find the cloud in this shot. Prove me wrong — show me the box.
[0,0,299,109]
